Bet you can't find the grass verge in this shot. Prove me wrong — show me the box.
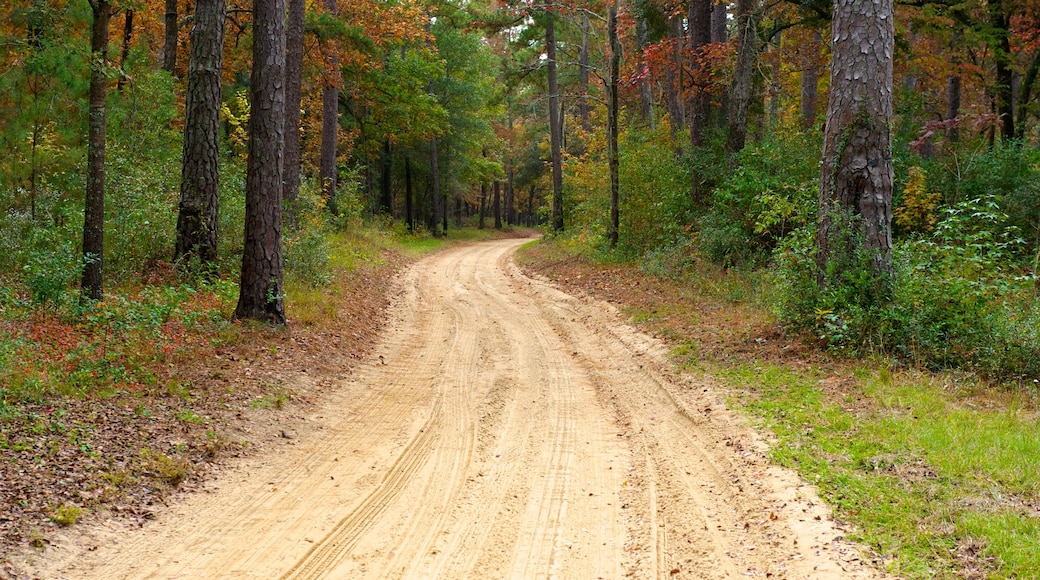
[517,238,1040,579]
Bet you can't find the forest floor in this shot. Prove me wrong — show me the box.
[5,236,887,579]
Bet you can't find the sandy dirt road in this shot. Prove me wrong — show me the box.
[14,238,883,579]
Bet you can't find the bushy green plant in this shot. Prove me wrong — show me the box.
[700,130,820,267]
[284,179,333,287]
[617,125,692,257]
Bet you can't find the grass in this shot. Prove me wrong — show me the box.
[519,237,1040,579]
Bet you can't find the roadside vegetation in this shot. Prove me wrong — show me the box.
[517,119,1040,578]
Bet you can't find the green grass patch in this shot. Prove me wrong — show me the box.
[720,363,1040,578]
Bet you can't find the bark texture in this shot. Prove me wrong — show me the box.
[283,0,305,223]
[235,0,286,324]
[82,0,110,301]
[817,0,895,287]
[175,0,226,268]
[725,0,757,156]
[800,30,821,129]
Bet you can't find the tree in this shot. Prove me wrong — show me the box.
[725,0,759,155]
[319,0,340,206]
[82,0,111,301]
[606,0,620,248]
[817,0,895,292]
[546,10,564,232]
[163,0,177,73]
[175,0,226,268]
[282,0,305,224]
[234,0,286,323]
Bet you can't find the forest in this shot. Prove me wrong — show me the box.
[1,0,1040,575]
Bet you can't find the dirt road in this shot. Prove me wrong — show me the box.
[15,238,882,579]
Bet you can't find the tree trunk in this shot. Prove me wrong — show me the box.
[405,156,414,232]
[528,185,537,227]
[430,135,442,237]
[665,16,685,148]
[578,12,590,133]
[283,0,305,227]
[175,0,226,269]
[688,0,712,150]
[494,181,502,229]
[506,165,516,226]
[319,0,340,207]
[801,30,821,129]
[478,183,487,229]
[380,139,393,215]
[235,0,286,324]
[607,1,620,249]
[817,0,895,292]
[636,14,654,129]
[725,0,757,156]
[83,0,110,301]
[989,0,1014,141]
[1017,53,1039,140]
[163,0,177,74]
[547,12,564,233]
[117,9,133,92]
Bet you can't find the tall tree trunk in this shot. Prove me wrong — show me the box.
[494,181,502,229]
[283,0,305,227]
[430,135,442,236]
[607,1,620,249]
[636,14,654,129]
[235,0,286,324]
[817,0,895,292]
[83,0,110,301]
[725,0,757,156]
[380,139,393,215]
[320,0,340,207]
[801,30,821,129]
[117,9,133,92]
[405,156,414,232]
[665,15,685,148]
[578,12,590,133]
[547,12,564,233]
[175,0,225,268]
[163,0,177,74]
[688,0,712,150]
[528,185,537,227]
[1017,53,1040,140]
[989,0,1014,141]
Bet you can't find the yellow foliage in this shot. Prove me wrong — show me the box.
[894,166,941,233]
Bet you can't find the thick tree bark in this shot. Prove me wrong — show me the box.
[494,181,502,229]
[175,0,226,268]
[817,0,895,290]
[283,0,305,226]
[546,12,564,233]
[235,0,286,324]
[607,2,620,249]
[83,0,110,301]
[725,0,757,156]
[320,0,340,206]
[688,0,712,150]
[801,30,821,129]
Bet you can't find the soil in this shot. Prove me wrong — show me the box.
[6,238,885,579]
